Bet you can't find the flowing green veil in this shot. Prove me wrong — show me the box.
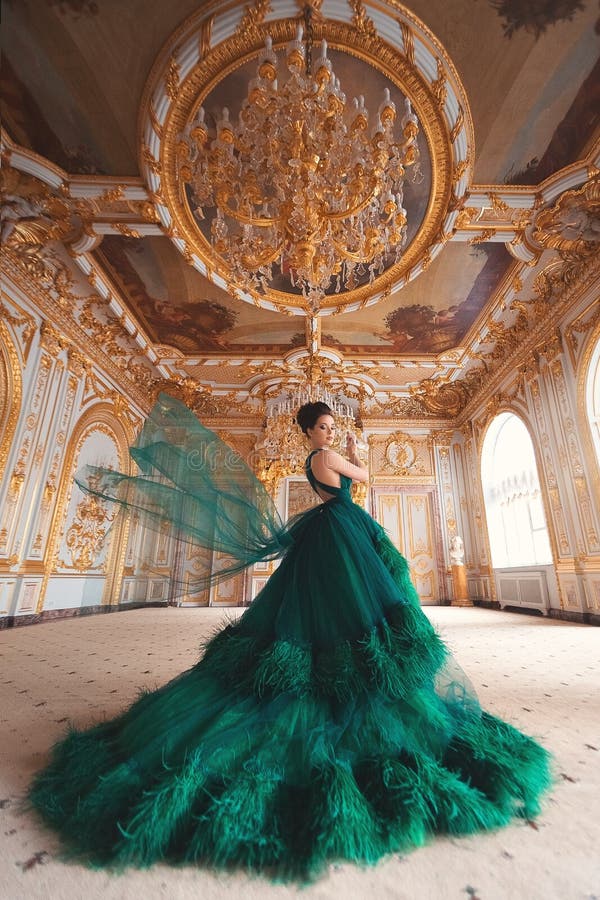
[76,393,290,596]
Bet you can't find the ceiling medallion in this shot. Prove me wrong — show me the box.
[176,6,421,313]
[140,2,473,315]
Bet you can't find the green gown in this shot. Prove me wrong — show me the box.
[29,394,552,882]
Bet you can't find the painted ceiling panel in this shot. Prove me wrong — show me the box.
[96,236,301,354]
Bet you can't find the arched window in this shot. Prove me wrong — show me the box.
[481,413,552,568]
[585,334,600,471]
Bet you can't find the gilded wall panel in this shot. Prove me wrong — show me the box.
[529,378,571,558]
[0,320,23,485]
[544,349,600,554]
[369,431,434,480]
[373,487,443,603]
[0,343,55,568]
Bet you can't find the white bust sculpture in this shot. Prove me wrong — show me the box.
[449,534,464,566]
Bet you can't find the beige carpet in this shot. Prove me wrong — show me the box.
[1,606,598,900]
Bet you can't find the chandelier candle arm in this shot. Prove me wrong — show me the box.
[177,19,420,309]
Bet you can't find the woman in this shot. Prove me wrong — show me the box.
[29,395,552,882]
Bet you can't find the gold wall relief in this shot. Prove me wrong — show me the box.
[576,316,600,493]
[64,491,114,571]
[410,376,479,418]
[531,178,600,258]
[0,320,23,483]
[566,298,600,363]
[286,479,320,518]
[369,431,433,478]
[549,356,600,554]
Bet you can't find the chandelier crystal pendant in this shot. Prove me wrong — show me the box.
[177,15,420,310]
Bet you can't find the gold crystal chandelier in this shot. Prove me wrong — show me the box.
[177,7,420,310]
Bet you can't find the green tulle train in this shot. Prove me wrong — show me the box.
[28,394,552,882]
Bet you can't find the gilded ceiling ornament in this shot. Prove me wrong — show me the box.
[487,192,510,216]
[367,393,437,419]
[113,224,141,239]
[349,0,377,36]
[565,302,600,354]
[468,228,497,245]
[2,248,160,411]
[142,144,161,176]
[0,298,35,332]
[512,273,523,292]
[431,58,447,107]
[511,209,532,230]
[450,106,464,144]
[67,348,89,376]
[39,322,68,356]
[535,330,563,365]
[410,378,470,417]
[166,57,181,102]
[531,178,600,257]
[199,15,215,60]
[177,23,420,312]
[398,20,415,66]
[235,0,272,38]
[452,158,470,186]
[149,103,164,140]
[454,207,478,229]
[420,248,433,271]
[0,164,103,271]
[96,185,126,205]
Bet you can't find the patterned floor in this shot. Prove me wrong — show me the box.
[1,606,598,900]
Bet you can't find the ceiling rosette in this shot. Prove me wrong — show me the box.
[138,0,474,316]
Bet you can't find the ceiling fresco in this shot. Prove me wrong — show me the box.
[323,244,513,354]
[96,234,512,357]
[97,236,300,354]
[1,0,598,403]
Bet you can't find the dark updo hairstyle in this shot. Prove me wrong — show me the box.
[296,401,333,435]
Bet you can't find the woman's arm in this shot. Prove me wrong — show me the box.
[316,445,369,484]
[345,432,367,471]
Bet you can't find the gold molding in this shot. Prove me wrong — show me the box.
[372,475,436,485]
[0,320,23,483]
[576,315,600,497]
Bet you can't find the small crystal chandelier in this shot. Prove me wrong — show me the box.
[177,7,420,310]
[262,386,356,461]
[257,383,361,494]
